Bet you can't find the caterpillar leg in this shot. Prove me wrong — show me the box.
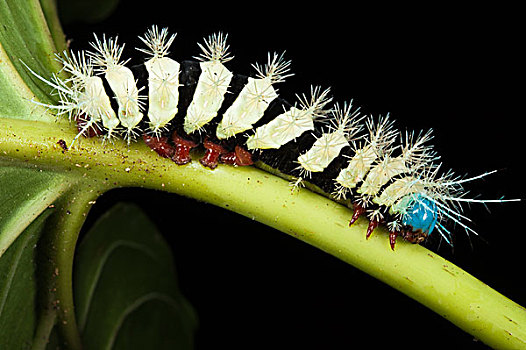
[366,219,381,239]
[389,229,428,250]
[220,145,254,167]
[200,138,226,169]
[143,134,175,158]
[389,231,399,251]
[401,229,427,245]
[349,202,366,226]
[172,131,197,165]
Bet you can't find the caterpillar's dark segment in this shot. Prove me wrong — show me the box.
[164,61,201,134]
[29,27,518,251]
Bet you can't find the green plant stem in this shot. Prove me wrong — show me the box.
[1,117,526,349]
[32,303,56,350]
[48,187,106,349]
[30,177,107,350]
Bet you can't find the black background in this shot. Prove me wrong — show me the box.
[59,1,525,349]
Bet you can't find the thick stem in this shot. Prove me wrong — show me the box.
[35,182,107,350]
[53,188,104,349]
[2,117,526,349]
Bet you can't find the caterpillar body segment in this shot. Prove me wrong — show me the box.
[143,57,180,134]
[67,52,119,142]
[215,74,277,139]
[26,28,520,250]
[79,75,119,142]
[245,105,312,150]
[246,86,332,151]
[375,176,427,210]
[137,26,181,136]
[184,33,233,135]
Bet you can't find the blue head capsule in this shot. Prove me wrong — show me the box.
[401,193,438,234]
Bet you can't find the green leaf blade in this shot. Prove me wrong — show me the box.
[74,202,197,350]
[0,210,51,350]
[111,297,196,350]
[0,0,64,121]
[0,166,72,258]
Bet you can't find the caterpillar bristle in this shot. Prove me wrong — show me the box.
[296,85,332,120]
[195,32,233,63]
[364,114,397,156]
[88,33,129,70]
[252,51,293,84]
[399,128,438,170]
[326,101,364,138]
[136,25,177,59]
[56,50,93,89]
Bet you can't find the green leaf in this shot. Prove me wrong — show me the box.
[74,202,197,350]
[0,166,72,258]
[0,210,51,350]
[0,0,65,121]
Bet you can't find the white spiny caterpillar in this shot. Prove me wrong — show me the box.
[25,25,520,250]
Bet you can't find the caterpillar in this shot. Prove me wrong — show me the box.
[24,25,519,250]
